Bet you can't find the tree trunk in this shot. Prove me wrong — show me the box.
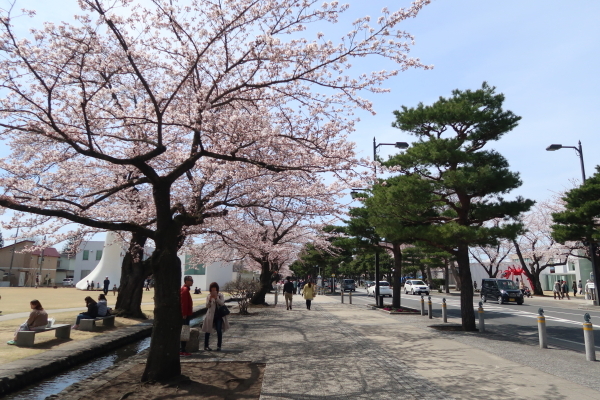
[392,243,402,308]
[141,227,182,382]
[449,261,461,290]
[115,233,150,318]
[456,245,476,331]
[250,260,273,305]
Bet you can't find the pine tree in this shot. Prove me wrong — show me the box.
[384,83,534,330]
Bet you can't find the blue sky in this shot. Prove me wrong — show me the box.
[1,0,599,241]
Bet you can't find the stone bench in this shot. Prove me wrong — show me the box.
[79,315,116,331]
[15,324,71,346]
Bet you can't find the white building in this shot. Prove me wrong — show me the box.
[59,240,115,283]
[179,253,240,291]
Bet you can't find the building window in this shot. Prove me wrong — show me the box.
[83,250,89,260]
[569,262,575,271]
[96,250,103,261]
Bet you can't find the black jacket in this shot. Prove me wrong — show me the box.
[283,281,294,294]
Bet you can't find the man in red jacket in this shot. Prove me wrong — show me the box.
[180,275,194,356]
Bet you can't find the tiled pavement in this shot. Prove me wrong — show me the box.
[204,302,453,400]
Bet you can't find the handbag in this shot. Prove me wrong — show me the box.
[216,305,230,317]
[180,324,191,341]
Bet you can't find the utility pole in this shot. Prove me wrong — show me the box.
[7,227,19,287]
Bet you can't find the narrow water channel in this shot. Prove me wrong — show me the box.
[5,314,206,400]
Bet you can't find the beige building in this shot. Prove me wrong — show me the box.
[0,241,61,287]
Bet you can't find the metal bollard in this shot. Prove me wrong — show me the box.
[274,291,278,306]
[428,296,433,319]
[442,298,447,323]
[349,291,353,304]
[538,308,547,349]
[420,295,425,316]
[478,301,485,332]
[583,313,596,361]
[341,291,344,303]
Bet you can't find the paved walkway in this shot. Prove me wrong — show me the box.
[58,293,600,399]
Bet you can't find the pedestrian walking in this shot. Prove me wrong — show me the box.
[145,278,151,291]
[180,275,193,357]
[473,280,477,292]
[572,281,578,298]
[7,300,48,345]
[35,275,39,288]
[86,280,90,291]
[578,280,583,295]
[302,281,316,310]
[112,284,118,296]
[201,282,230,351]
[103,276,110,296]
[293,279,298,294]
[561,280,570,300]
[519,279,525,296]
[96,282,100,290]
[283,277,294,310]
[553,280,562,300]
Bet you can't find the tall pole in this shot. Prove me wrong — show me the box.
[373,137,382,306]
[7,227,19,287]
[577,142,600,306]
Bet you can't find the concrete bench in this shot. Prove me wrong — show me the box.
[79,315,116,331]
[15,324,71,346]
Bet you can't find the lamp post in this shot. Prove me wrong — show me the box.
[371,138,409,307]
[546,141,600,305]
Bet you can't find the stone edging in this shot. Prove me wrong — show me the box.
[0,303,213,397]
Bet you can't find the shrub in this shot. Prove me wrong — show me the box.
[222,277,260,315]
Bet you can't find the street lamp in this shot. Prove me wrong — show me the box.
[370,138,409,307]
[546,140,600,305]
[373,137,409,174]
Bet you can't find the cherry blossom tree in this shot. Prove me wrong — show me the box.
[195,184,339,304]
[0,0,431,381]
[470,221,514,278]
[513,201,579,295]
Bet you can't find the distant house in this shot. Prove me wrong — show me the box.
[0,241,61,286]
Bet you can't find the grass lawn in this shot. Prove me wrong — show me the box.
[0,287,211,365]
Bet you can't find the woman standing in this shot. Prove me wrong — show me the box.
[302,281,316,310]
[7,300,48,345]
[201,282,229,351]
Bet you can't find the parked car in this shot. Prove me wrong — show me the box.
[367,281,392,297]
[337,279,356,292]
[404,279,430,296]
[481,278,524,305]
[62,278,74,287]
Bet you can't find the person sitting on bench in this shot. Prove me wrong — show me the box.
[7,299,48,345]
[194,287,201,294]
[97,294,112,317]
[73,296,98,330]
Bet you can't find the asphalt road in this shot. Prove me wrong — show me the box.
[340,287,600,354]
